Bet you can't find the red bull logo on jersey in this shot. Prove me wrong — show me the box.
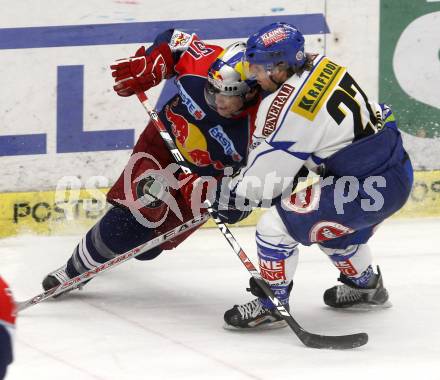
[188,149,224,169]
[165,105,190,145]
[165,105,224,170]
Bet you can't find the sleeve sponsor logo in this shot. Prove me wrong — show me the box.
[291,58,345,121]
[176,81,206,120]
[263,83,295,137]
[208,125,243,162]
[309,220,354,243]
[261,28,288,47]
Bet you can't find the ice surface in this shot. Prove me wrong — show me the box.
[1,218,440,380]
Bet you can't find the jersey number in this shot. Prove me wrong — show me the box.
[187,41,214,59]
[326,73,377,140]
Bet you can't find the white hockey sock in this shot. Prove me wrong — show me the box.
[256,207,299,307]
[319,243,375,287]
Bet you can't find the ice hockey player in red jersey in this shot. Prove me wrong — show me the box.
[41,29,260,293]
[0,276,15,380]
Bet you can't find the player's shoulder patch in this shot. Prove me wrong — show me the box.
[262,83,295,137]
[291,57,345,121]
[169,30,193,52]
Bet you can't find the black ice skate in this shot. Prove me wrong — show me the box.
[42,265,88,297]
[224,278,291,330]
[323,266,391,310]
[224,298,288,330]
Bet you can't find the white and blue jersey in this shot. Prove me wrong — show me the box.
[229,54,413,247]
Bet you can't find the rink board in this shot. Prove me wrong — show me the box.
[1,0,439,198]
[0,170,439,238]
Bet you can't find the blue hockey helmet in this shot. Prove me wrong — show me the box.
[245,22,306,73]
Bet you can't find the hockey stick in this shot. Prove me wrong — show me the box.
[136,92,368,349]
[16,213,209,312]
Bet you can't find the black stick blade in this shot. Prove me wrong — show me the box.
[298,331,368,349]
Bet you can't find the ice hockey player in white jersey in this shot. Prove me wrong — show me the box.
[202,22,414,329]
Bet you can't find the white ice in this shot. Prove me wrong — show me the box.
[1,218,440,380]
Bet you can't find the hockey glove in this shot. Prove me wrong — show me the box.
[209,194,253,224]
[178,173,216,212]
[111,43,174,97]
[0,276,15,377]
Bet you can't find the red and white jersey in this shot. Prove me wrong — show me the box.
[0,275,15,374]
[157,29,258,176]
[0,276,15,333]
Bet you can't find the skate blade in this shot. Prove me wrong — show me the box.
[331,300,393,312]
[223,320,288,331]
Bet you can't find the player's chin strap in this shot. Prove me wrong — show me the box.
[135,91,368,350]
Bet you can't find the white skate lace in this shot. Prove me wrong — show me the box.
[238,299,266,320]
[336,285,362,303]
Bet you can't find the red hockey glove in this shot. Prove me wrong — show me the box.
[110,43,174,97]
[0,276,16,326]
[0,276,15,377]
[178,173,216,211]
